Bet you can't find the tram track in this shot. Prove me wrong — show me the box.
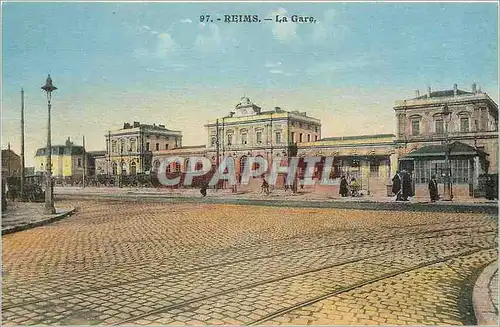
[109,247,496,326]
[2,224,494,311]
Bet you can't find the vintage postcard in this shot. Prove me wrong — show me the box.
[1,1,498,326]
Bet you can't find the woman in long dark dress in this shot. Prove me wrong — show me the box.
[392,171,402,200]
[428,175,438,202]
[339,176,348,197]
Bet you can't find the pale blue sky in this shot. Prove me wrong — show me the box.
[2,2,498,166]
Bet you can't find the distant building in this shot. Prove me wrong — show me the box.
[1,149,22,177]
[34,138,87,178]
[86,150,107,176]
[394,84,498,197]
[105,122,182,175]
[298,134,395,195]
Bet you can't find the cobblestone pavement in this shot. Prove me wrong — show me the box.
[2,198,498,325]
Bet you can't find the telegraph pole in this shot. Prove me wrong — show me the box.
[20,88,25,199]
[215,119,220,190]
[7,142,11,176]
[82,135,86,188]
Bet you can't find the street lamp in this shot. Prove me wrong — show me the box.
[442,103,453,201]
[41,74,57,214]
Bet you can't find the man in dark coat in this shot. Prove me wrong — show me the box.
[392,171,402,201]
[339,176,348,197]
[401,170,412,201]
[428,175,439,202]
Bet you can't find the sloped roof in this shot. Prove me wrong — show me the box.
[320,134,395,141]
[405,141,488,157]
[413,89,473,100]
[36,145,84,156]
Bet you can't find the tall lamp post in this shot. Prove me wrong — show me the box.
[442,103,453,201]
[42,75,57,214]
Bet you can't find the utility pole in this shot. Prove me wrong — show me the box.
[82,135,86,188]
[20,88,25,200]
[7,142,11,176]
[216,119,220,190]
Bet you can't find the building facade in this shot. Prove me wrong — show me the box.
[203,97,321,174]
[2,149,22,177]
[105,122,182,175]
[34,138,87,179]
[393,84,498,197]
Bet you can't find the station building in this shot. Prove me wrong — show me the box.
[393,84,498,197]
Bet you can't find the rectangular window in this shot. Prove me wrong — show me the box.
[77,158,82,168]
[241,133,247,145]
[480,108,488,130]
[370,160,379,177]
[315,135,318,141]
[307,134,311,142]
[256,131,262,144]
[155,143,159,151]
[130,140,136,152]
[227,134,233,146]
[460,117,469,132]
[435,119,444,134]
[120,140,125,152]
[146,142,150,151]
[299,133,303,142]
[165,144,169,150]
[291,132,295,143]
[275,132,281,144]
[111,141,117,153]
[398,115,406,135]
[411,120,420,136]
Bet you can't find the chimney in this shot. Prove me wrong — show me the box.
[133,121,140,128]
[65,137,72,147]
[274,106,281,112]
[453,84,458,96]
[472,83,477,94]
[415,89,420,97]
[427,86,432,98]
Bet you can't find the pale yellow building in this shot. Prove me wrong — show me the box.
[105,122,182,175]
[34,138,86,179]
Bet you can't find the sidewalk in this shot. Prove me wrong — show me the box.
[473,261,499,325]
[54,186,498,206]
[1,202,75,235]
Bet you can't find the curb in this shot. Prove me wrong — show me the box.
[1,207,76,235]
[473,261,499,325]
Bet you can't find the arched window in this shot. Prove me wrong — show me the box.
[130,162,137,175]
[184,158,190,172]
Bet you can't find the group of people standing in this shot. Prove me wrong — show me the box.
[391,170,414,201]
[339,176,361,197]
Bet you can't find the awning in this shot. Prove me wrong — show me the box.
[404,141,488,158]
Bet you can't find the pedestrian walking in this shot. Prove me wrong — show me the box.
[428,175,439,202]
[261,177,270,195]
[200,180,208,197]
[339,176,349,197]
[392,171,402,201]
